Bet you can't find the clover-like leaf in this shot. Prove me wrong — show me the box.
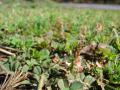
[84,75,95,85]
[70,81,83,90]
[58,79,69,90]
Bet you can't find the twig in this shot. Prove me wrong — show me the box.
[0,74,9,90]
[0,48,15,56]
[0,71,28,90]
[0,45,17,52]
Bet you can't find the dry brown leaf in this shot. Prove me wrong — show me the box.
[74,56,83,73]
[79,25,88,37]
[96,61,102,68]
[86,62,94,70]
[54,17,65,38]
[52,55,60,64]
[80,42,97,57]
[96,23,103,32]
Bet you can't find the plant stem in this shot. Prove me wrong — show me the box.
[38,74,45,90]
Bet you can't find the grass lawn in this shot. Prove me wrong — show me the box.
[0,1,120,90]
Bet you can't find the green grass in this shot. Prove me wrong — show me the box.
[0,1,120,90]
[0,2,120,45]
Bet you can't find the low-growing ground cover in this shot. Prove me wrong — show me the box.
[0,1,120,90]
